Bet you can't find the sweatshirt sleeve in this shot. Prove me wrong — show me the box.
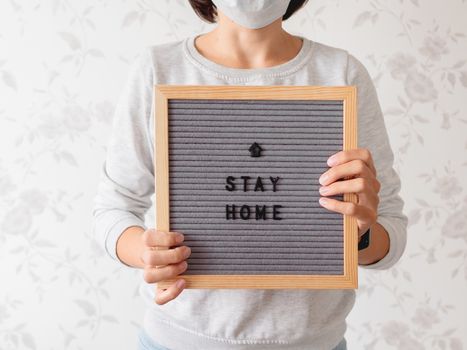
[346,53,408,270]
[92,47,155,266]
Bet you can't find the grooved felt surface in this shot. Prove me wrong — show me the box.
[168,99,344,275]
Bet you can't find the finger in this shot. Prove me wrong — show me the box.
[143,260,188,284]
[327,148,376,175]
[142,228,184,248]
[319,197,376,221]
[142,245,191,266]
[154,279,186,305]
[319,159,375,186]
[319,177,377,197]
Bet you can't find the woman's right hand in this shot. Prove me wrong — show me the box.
[140,228,191,305]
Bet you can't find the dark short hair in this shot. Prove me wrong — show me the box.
[188,0,309,23]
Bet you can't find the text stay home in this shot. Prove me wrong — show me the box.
[224,175,283,221]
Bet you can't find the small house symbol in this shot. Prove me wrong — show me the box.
[249,142,263,158]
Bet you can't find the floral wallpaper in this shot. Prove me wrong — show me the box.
[1,0,466,349]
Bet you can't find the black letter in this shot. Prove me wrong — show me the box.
[226,204,236,220]
[241,176,250,192]
[273,205,282,220]
[225,176,236,191]
[270,176,280,192]
[255,205,267,220]
[254,177,265,192]
[240,205,251,220]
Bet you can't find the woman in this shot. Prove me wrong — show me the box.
[92,0,408,349]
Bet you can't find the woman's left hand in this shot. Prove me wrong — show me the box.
[318,148,381,239]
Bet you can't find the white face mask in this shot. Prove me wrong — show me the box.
[211,0,291,29]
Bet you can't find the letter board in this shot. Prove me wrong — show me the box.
[154,85,358,289]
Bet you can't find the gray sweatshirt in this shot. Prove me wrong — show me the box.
[92,34,408,350]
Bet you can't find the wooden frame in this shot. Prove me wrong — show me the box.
[154,85,358,289]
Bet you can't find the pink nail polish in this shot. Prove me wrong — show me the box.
[176,279,185,288]
[319,198,328,205]
[319,174,328,184]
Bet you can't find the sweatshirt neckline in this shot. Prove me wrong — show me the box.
[183,34,313,82]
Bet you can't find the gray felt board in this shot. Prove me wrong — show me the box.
[167,99,344,275]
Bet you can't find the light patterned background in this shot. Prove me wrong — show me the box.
[1,0,466,349]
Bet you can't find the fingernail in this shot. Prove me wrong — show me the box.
[184,246,191,258]
[327,155,337,166]
[319,198,328,205]
[176,279,185,288]
[319,186,329,194]
[319,173,328,185]
[176,233,184,243]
